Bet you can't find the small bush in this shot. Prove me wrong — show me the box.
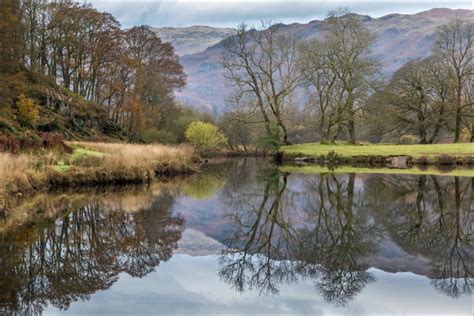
[0,132,70,153]
[142,128,177,144]
[0,119,17,134]
[185,121,228,151]
[258,123,284,152]
[400,134,418,144]
[17,94,39,126]
[155,130,177,144]
[460,128,471,143]
[0,135,21,153]
[326,150,340,162]
[142,128,161,144]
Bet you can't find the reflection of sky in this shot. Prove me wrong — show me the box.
[45,254,471,315]
[88,1,472,28]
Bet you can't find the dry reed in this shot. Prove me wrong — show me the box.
[0,143,199,210]
[71,142,196,174]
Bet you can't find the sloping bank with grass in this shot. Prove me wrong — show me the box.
[280,165,474,178]
[280,142,474,166]
[0,142,199,207]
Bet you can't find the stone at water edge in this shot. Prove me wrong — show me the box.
[386,156,411,169]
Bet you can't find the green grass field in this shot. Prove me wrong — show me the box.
[280,143,474,159]
[280,165,474,177]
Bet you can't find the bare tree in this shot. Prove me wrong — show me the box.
[368,57,451,143]
[299,39,346,143]
[435,19,474,143]
[321,8,378,144]
[222,22,301,145]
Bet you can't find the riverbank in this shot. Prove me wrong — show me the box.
[280,143,474,166]
[281,165,474,177]
[0,142,199,209]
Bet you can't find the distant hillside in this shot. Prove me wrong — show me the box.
[150,25,234,56]
[174,8,474,114]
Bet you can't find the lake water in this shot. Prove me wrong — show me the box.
[0,159,472,315]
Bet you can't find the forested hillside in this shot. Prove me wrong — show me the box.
[0,0,201,150]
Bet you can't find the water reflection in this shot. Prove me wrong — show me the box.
[0,159,472,313]
[0,187,184,314]
[217,162,472,305]
[219,169,379,305]
[364,175,473,298]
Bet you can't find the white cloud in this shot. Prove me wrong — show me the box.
[88,1,473,28]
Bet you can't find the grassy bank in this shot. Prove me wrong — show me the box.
[280,142,474,164]
[0,142,198,205]
[280,165,474,178]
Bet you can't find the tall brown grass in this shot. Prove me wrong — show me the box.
[0,143,198,211]
[70,142,196,174]
[0,153,43,197]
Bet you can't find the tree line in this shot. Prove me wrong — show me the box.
[222,9,474,145]
[0,0,211,142]
[1,2,472,147]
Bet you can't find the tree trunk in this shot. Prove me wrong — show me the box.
[278,120,292,145]
[454,106,462,143]
[454,88,462,143]
[348,119,356,144]
[347,96,356,144]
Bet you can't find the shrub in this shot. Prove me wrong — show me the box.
[400,134,418,144]
[142,128,161,144]
[142,129,177,144]
[185,121,228,151]
[258,123,284,152]
[155,130,177,144]
[17,94,39,126]
[0,135,21,153]
[460,128,471,143]
[0,119,17,134]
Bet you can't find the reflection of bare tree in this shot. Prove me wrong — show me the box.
[365,175,473,298]
[220,170,378,305]
[220,169,298,295]
[297,173,379,306]
[431,177,473,298]
[0,191,183,314]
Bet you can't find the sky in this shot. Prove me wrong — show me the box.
[88,0,473,28]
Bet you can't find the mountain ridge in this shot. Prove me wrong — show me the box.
[150,25,234,56]
[164,8,473,114]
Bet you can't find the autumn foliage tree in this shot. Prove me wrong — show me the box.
[1,0,186,141]
[0,0,24,74]
[17,94,39,126]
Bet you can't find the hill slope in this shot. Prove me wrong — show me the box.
[150,25,234,56]
[175,8,474,114]
[0,70,125,151]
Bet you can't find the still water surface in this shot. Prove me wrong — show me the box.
[0,159,472,314]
